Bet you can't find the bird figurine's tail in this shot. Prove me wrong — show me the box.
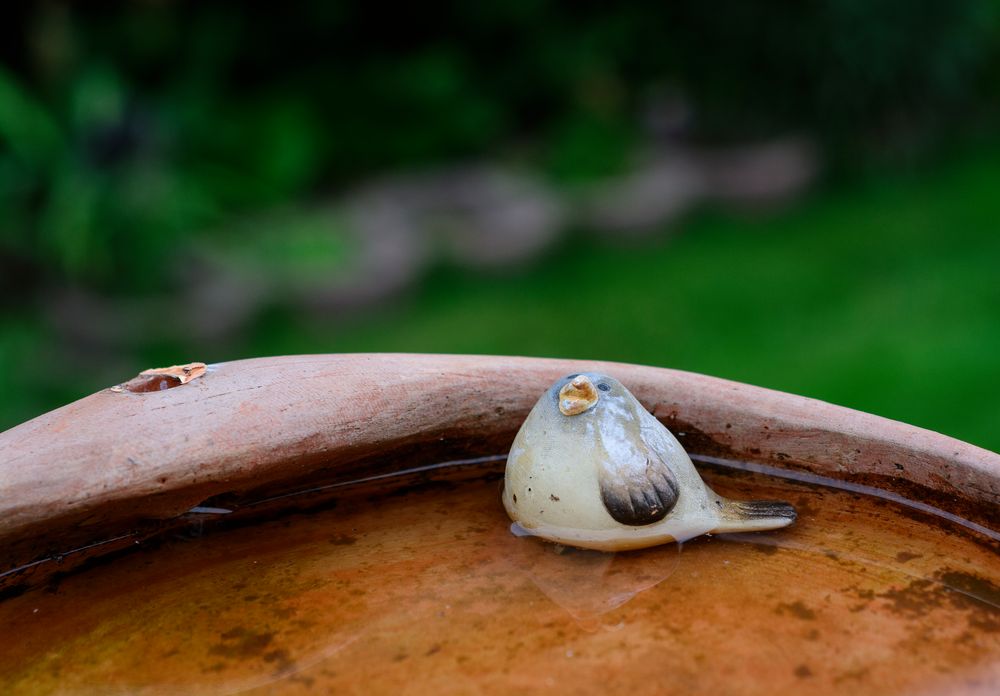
[711,498,797,534]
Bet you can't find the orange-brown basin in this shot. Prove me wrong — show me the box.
[0,354,998,694]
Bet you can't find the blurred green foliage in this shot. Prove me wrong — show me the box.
[3,145,999,451]
[242,147,1000,452]
[1,2,999,450]
[2,1,999,291]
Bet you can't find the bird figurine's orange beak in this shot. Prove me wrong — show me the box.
[558,375,599,415]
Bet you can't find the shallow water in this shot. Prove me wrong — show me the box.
[0,461,998,695]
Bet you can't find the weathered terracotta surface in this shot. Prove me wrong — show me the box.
[1,354,998,585]
[0,466,997,695]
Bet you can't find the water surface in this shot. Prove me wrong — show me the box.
[0,462,998,695]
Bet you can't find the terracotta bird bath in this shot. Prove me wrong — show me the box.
[0,354,997,695]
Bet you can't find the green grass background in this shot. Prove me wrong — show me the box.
[3,146,998,452]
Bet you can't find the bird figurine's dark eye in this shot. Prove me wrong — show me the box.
[597,383,610,392]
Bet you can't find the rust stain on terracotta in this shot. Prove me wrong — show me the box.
[776,600,818,621]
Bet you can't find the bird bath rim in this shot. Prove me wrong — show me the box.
[0,353,997,592]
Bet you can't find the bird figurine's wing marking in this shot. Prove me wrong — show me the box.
[597,444,679,526]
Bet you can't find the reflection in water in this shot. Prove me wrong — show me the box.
[0,464,998,695]
[717,532,1000,613]
[502,525,682,628]
[215,634,359,696]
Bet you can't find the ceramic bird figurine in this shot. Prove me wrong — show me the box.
[503,373,796,551]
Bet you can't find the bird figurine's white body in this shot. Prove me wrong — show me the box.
[503,372,796,551]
